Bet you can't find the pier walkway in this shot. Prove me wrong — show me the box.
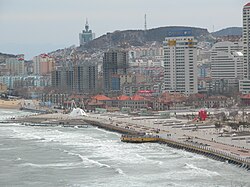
[84,113,250,169]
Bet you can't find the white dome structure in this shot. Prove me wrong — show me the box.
[69,108,87,117]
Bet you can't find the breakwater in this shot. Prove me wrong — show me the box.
[84,118,250,171]
[7,113,250,171]
[158,138,250,170]
[84,119,140,135]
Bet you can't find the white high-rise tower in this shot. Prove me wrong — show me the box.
[239,3,250,94]
[243,3,250,79]
[163,36,198,95]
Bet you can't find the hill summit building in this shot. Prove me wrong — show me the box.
[79,19,95,46]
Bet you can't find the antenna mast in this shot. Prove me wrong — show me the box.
[144,14,147,31]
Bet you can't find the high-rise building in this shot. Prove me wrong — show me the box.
[239,3,250,94]
[6,55,25,76]
[163,36,198,95]
[51,68,63,89]
[211,41,243,81]
[243,3,250,79]
[51,62,97,93]
[33,54,55,75]
[73,63,97,93]
[103,50,129,93]
[79,19,95,46]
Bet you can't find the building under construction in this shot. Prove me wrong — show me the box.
[51,61,97,94]
[103,49,129,94]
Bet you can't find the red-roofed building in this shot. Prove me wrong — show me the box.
[6,55,25,76]
[112,95,130,108]
[85,99,105,111]
[92,94,111,101]
[110,94,149,110]
[117,95,130,101]
[186,93,206,108]
[130,94,145,101]
[240,94,250,106]
[92,94,112,108]
[153,98,171,111]
[137,90,154,97]
[152,92,188,110]
[245,3,250,7]
[33,54,55,75]
[203,96,230,108]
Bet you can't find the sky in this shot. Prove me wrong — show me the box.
[0,0,249,59]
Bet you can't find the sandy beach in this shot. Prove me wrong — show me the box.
[0,99,21,109]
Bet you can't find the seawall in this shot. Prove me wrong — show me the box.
[7,113,250,171]
[84,118,250,170]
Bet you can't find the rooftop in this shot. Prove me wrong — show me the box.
[92,95,111,101]
[245,3,250,7]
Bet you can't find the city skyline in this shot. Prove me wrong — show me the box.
[0,0,249,59]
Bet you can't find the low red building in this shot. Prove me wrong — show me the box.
[240,94,250,106]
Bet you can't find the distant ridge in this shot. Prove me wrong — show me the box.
[212,27,242,37]
[49,26,242,57]
[0,52,16,64]
[82,26,210,50]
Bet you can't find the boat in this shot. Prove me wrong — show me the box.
[121,134,159,143]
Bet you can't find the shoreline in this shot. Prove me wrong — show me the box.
[8,112,250,170]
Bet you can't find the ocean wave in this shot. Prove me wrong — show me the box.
[64,150,111,168]
[0,147,17,151]
[184,163,220,177]
[135,153,163,165]
[115,168,125,175]
[15,157,22,161]
[95,127,120,137]
[168,149,207,160]
[19,162,81,168]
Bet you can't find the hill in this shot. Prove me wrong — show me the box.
[0,52,16,64]
[212,27,242,37]
[82,26,211,50]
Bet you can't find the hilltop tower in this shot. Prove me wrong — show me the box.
[79,18,95,46]
[144,14,147,31]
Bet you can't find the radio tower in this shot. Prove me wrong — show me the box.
[144,14,147,31]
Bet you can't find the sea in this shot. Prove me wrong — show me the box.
[0,109,249,187]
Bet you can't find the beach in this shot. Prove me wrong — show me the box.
[1,109,250,186]
[0,99,21,109]
[10,111,250,169]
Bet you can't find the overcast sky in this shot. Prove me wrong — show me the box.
[0,0,249,59]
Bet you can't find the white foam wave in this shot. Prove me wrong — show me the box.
[0,147,17,151]
[115,168,125,175]
[16,157,22,161]
[64,150,111,168]
[19,162,81,168]
[168,149,206,160]
[95,127,120,137]
[135,153,163,165]
[184,163,220,177]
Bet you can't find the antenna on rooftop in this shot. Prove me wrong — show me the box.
[144,14,147,31]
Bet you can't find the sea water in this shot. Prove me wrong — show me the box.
[0,109,249,187]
